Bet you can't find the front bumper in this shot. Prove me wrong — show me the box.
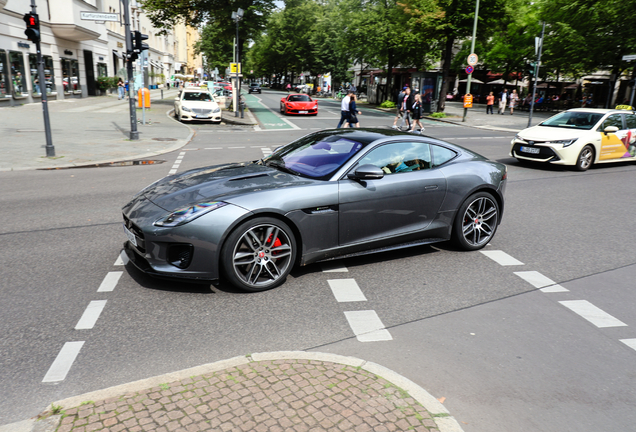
[285,107,318,115]
[178,109,222,122]
[510,139,584,166]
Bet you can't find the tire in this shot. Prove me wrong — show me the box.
[452,192,500,251]
[575,145,594,171]
[221,217,297,292]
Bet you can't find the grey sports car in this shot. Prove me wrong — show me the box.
[122,128,507,292]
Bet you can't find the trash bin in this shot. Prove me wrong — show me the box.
[138,88,151,108]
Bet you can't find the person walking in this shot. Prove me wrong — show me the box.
[117,77,125,100]
[407,93,425,134]
[286,83,291,92]
[509,89,519,115]
[486,91,495,114]
[345,94,361,128]
[498,88,508,114]
[392,87,412,130]
[337,91,352,128]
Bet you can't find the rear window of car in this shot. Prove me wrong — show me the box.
[539,111,603,130]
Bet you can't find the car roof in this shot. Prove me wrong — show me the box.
[566,108,635,115]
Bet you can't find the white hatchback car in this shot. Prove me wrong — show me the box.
[510,107,636,170]
[174,88,222,123]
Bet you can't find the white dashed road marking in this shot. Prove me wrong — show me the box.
[480,250,524,266]
[97,271,123,292]
[169,151,186,174]
[42,341,85,383]
[75,300,108,330]
[321,262,348,273]
[328,279,367,302]
[344,310,393,342]
[620,339,636,351]
[559,300,628,328]
[514,271,557,288]
[114,251,129,266]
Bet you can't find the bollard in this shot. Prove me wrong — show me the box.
[161,89,163,99]
[240,100,244,118]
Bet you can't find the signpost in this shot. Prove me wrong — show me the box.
[80,11,119,21]
[463,94,473,108]
[623,55,636,105]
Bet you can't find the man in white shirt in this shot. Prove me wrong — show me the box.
[337,92,352,128]
[498,88,508,114]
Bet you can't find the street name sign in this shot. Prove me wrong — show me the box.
[80,12,119,21]
[622,54,636,61]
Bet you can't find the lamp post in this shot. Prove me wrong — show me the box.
[462,0,480,122]
[231,8,244,117]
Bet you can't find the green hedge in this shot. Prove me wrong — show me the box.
[96,76,120,91]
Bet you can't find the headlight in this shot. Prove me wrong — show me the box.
[154,201,227,227]
[213,107,221,113]
[514,134,524,141]
[550,138,577,147]
[182,106,192,112]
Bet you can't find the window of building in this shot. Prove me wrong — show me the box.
[9,51,28,97]
[61,58,81,95]
[0,50,10,99]
[97,63,108,77]
[29,54,57,96]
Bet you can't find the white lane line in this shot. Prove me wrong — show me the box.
[321,262,348,273]
[328,279,366,302]
[204,147,222,149]
[514,271,556,288]
[540,284,569,293]
[169,151,186,175]
[114,251,129,266]
[620,339,636,351]
[261,147,272,157]
[228,146,245,149]
[480,250,524,266]
[344,310,393,342]
[42,341,85,383]
[97,271,123,292]
[559,300,628,328]
[75,300,107,330]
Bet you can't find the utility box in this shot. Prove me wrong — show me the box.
[138,88,151,108]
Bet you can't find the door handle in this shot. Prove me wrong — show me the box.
[425,185,438,190]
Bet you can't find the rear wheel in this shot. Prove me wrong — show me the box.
[221,218,296,292]
[575,145,594,171]
[453,192,500,251]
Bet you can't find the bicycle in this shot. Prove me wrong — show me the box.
[335,88,347,100]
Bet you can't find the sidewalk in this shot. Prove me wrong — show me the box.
[433,101,557,132]
[6,352,462,432]
[0,88,255,172]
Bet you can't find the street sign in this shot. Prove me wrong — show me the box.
[463,93,473,108]
[467,53,478,66]
[466,66,474,74]
[622,54,636,61]
[230,62,241,74]
[80,11,119,21]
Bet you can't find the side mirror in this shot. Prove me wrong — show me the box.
[604,125,619,134]
[348,164,385,180]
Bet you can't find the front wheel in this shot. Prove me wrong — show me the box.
[453,192,500,251]
[221,218,297,292]
[575,145,594,171]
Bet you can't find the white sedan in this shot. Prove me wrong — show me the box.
[510,107,636,170]
[174,88,222,123]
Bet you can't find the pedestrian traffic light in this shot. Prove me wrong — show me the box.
[127,50,138,62]
[23,12,40,44]
[526,62,536,77]
[133,30,149,54]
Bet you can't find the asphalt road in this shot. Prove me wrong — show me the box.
[1,89,635,431]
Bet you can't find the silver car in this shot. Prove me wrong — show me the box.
[123,129,507,292]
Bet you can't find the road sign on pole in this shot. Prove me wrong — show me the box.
[80,11,119,21]
[466,66,474,74]
[622,54,636,62]
[467,53,478,66]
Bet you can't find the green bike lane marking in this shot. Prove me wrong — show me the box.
[243,93,298,130]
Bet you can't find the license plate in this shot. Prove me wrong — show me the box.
[196,115,208,119]
[123,224,137,247]
[299,110,308,114]
[520,146,540,154]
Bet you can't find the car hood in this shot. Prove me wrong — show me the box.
[140,162,318,211]
[285,100,316,106]
[517,125,592,141]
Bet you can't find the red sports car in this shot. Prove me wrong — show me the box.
[280,94,318,115]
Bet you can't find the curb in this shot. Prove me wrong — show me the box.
[10,351,464,432]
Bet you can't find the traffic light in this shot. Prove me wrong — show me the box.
[525,62,536,77]
[133,30,149,54]
[23,12,40,44]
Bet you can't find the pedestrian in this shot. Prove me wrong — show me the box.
[408,93,424,134]
[124,80,129,99]
[286,83,291,92]
[498,88,508,114]
[336,91,352,128]
[117,77,125,100]
[392,87,412,130]
[486,91,495,114]
[345,94,361,128]
[509,89,519,115]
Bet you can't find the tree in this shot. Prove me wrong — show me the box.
[194,24,233,76]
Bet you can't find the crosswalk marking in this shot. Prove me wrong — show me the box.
[559,300,628,328]
[328,279,367,302]
[42,341,85,383]
[75,300,107,330]
[344,310,393,342]
[480,250,524,266]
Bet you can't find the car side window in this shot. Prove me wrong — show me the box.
[431,145,457,167]
[625,114,636,129]
[599,114,623,131]
[358,142,431,174]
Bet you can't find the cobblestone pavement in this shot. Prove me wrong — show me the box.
[40,355,451,432]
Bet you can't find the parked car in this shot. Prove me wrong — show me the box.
[122,128,507,292]
[173,88,222,123]
[510,107,636,170]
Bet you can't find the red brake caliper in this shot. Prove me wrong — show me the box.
[266,234,283,256]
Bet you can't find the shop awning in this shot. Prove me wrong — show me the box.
[112,50,123,59]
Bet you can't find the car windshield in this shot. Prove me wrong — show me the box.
[183,92,212,102]
[263,131,364,180]
[539,111,604,130]
[289,95,311,102]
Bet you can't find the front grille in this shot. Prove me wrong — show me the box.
[192,108,212,115]
[512,143,561,161]
[123,214,146,253]
[167,244,194,269]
